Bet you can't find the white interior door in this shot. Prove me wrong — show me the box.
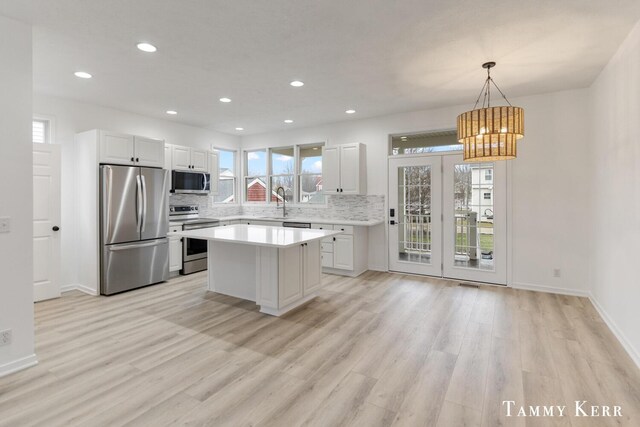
[442,154,507,284]
[33,143,61,301]
[388,156,442,276]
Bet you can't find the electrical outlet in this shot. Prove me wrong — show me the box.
[0,217,10,233]
[553,268,561,278]
[0,329,12,346]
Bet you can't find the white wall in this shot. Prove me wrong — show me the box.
[589,19,640,365]
[241,89,592,293]
[0,15,36,376]
[33,94,241,288]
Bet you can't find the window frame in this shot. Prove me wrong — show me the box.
[241,142,326,206]
[268,146,295,204]
[243,149,268,203]
[32,115,55,144]
[212,147,239,205]
[297,143,325,204]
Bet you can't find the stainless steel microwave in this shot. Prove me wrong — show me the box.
[171,170,210,194]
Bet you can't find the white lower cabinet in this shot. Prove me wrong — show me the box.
[169,226,182,273]
[278,241,322,307]
[312,223,367,277]
[333,234,354,270]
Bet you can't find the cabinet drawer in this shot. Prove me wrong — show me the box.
[321,252,334,268]
[321,242,333,252]
[312,223,333,230]
[334,225,353,235]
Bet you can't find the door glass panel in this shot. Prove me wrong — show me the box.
[397,166,432,264]
[452,163,494,271]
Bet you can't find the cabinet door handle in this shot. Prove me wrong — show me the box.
[136,157,139,162]
[333,237,336,241]
[130,157,134,162]
[336,188,339,192]
[340,188,343,192]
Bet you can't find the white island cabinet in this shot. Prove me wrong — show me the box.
[175,224,341,316]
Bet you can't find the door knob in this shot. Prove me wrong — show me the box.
[52,226,60,231]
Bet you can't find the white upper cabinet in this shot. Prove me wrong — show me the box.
[322,143,366,195]
[191,149,208,172]
[209,151,219,195]
[171,145,191,170]
[134,136,165,168]
[99,131,164,168]
[99,131,135,165]
[171,146,208,172]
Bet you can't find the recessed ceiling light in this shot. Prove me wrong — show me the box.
[312,147,319,150]
[219,97,231,103]
[284,119,293,124]
[74,71,92,79]
[166,110,177,115]
[136,42,157,53]
[235,127,244,131]
[401,136,407,140]
[290,80,304,87]
[345,109,356,114]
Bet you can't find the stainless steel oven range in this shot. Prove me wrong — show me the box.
[169,205,219,275]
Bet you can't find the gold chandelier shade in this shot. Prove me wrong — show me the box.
[457,106,524,162]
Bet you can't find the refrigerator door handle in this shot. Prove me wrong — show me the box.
[109,239,168,251]
[136,174,143,232]
[104,166,113,242]
[140,174,147,233]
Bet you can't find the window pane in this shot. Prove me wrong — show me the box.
[245,177,267,202]
[213,177,235,203]
[299,174,324,203]
[271,147,294,175]
[33,120,47,144]
[300,145,322,173]
[219,149,235,175]
[246,150,266,176]
[271,175,294,202]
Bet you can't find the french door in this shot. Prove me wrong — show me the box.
[389,154,507,285]
[388,157,442,276]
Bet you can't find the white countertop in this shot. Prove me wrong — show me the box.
[174,224,342,248]
[215,215,384,226]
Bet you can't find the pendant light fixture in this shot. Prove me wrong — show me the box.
[457,62,524,162]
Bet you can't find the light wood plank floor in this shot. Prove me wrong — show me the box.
[1,271,639,426]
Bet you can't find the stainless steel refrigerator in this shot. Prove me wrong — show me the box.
[100,165,170,295]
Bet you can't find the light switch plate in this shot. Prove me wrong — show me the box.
[0,217,10,233]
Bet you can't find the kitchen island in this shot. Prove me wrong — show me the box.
[175,224,342,316]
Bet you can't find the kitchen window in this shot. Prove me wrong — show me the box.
[270,147,294,203]
[298,144,324,203]
[244,149,268,202]
[213,149,237,203]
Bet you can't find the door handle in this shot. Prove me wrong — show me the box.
[105,166,113,242]
[390,220,396,225]
[52,226,60,231]
[136,175,143,232]
[140,174,147,233]
[202,173,208,191]
[109,239,167,251]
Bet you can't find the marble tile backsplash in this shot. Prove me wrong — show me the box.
[169,194,385,221]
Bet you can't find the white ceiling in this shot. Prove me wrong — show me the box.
[2,0,640,135]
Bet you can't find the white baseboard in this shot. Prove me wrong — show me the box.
[510,281,590,297]
[60,283,98,296]
[0,354,38,378]
[587,293,640,369]
[367,265,387,272]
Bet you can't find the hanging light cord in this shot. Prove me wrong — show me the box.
[472,66,513,110]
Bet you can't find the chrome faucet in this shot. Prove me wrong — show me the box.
[276,186,287,218]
